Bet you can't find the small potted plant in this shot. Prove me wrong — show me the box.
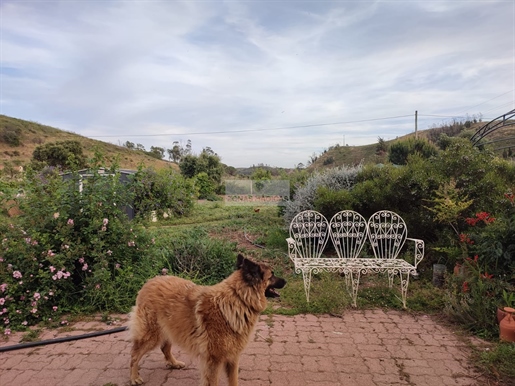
[497,290,515,323]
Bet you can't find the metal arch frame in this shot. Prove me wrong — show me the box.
[470,108,515,146]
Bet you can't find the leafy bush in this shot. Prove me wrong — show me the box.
[31,140,88,171]
[313,187,355,219]
[444,260,509,339]
[155,227,236,285]
[0,126,22,146]
[0,167,162,332]
[464,194,515,279]
[388,138,438,165]
[194,172,216,199]
[131,167,195,219]
[283,164,363,224]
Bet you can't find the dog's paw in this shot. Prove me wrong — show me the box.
[130,376,144,385]
[167,360,186,369]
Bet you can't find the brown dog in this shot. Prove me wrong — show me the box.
[128,254,286,386]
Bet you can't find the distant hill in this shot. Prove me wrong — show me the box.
[308,119,515,170]
[1,114,513,174]
[0,115,176,171]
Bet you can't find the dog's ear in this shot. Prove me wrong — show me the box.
[236,253,246,269]
[238,255,263,284]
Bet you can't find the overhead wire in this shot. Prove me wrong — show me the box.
[90,114,413,138]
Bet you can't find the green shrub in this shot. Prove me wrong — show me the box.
[388,138,438,165]
[131,167,195,219]
[313,186,355,219]
[0,167,161,332]
[0,127,22,146]
[155,227,236,285]
[444,263,508,339]
[31,140,88,171]
[194,172,216,199]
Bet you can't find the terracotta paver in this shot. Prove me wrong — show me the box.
[0,310,490,386]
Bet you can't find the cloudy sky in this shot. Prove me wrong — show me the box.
[2,1,514,168]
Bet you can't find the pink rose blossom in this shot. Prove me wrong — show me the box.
[52,306,58,311]
[0,298,4,305]
[67,219,74,226]
[12,271,22,279]
[49,266,56,273]
[4,328,11,335]
[34,293,41,300]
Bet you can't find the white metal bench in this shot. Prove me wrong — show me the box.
[287,209,424,308]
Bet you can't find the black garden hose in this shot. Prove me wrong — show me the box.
[0,326,128,353]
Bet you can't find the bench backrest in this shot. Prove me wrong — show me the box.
[289,210,330,259]
[329,210,368,259]
[367,210,407,259]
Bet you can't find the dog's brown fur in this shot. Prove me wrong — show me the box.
[128,254,286,386]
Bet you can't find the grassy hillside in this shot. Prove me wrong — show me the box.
[1,114,513,173]
[309,120,515,170]
[0,115,176,171]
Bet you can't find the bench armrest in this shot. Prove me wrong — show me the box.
[286,237,298,262]
[406,238,424,268]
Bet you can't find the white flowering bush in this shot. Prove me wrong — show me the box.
[283,164,363,224]
[0,168,161,333]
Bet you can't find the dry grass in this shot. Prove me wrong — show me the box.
[0,115,176,171]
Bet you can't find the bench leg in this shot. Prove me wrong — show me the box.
[349,270,361,308]
[387,270,395,288]
[301,269,312,302]
[399,270,410,309]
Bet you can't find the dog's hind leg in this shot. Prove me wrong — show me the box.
[160,340,186,369]
[200,356,223,386]
[129,335,160,386]
[224,357,239,386]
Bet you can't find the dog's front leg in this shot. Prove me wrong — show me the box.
[200,356,222,386]
[225,358,239,386]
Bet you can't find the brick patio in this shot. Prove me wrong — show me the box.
[0,310,489,386]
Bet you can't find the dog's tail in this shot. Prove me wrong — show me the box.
[127,305,141,342]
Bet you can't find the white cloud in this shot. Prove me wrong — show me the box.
[1,0,514,167]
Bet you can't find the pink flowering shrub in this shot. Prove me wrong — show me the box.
[0,167,162,331]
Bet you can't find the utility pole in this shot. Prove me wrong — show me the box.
[415,111,418,139]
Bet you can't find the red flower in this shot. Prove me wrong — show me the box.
[481,272,494,280]
[465,217,478,226]
[459,233,474,245]
[466,212,495,226]
[504,193,514,204]
[462,282,470,292]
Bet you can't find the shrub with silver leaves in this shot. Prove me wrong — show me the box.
[283,163,363,224]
